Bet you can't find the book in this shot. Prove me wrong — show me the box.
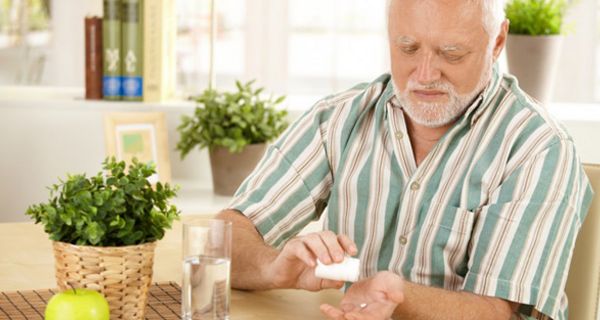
[103,0,122,100]
[121,0,144,101]
[85,16,103,100]
[143,0,176,102]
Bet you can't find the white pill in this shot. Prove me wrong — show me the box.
[314,256,360,282]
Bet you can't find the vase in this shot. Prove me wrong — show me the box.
[506,34,563,105]
[209,143,267,196]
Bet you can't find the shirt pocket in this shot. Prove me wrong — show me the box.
[437,206,476,235]
[431,206,477,279]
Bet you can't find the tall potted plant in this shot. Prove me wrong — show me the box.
[505,0,570,104]
[177,80,289,196]
[26,157,180,320]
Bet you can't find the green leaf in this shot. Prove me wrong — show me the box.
[24,157,180,246]
[85,222,103,245]
[506,0,570,35]
[176,80,289,157]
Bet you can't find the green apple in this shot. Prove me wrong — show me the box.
[45,288,110,320]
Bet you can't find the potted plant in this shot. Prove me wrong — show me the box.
[505,0,570,103]
[176,80,289,196]
[26,157,180,320]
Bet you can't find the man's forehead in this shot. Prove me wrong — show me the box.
[395,34,474,50]
[389,0,487,48]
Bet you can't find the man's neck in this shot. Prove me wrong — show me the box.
[405,116,455,167]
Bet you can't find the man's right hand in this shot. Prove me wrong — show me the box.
[265,230,359,291]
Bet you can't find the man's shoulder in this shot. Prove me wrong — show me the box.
[497,73,573,145]
[313,73,392,113]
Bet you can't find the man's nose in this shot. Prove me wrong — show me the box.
[415,52,441,84]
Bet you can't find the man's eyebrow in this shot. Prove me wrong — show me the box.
[396,36,417,45]
[440,44,467,52]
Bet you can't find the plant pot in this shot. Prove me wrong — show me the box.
[52,241,156,320]
[506,34,563,105]
[209,143,267,196]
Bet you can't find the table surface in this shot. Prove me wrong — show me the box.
[0,217,342,319]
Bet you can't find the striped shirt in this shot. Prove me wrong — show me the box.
[229,65,593,320]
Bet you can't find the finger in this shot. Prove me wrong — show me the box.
[320,278,345,289]
[351,305,389,320]
[337,234,358,256]
[320,231,346,263]
[340,302,356,312]
[344,311,364,320]
[320,304,345,320]
[286,238,317,268]
[303,233,334,264]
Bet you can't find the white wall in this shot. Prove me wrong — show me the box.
[552,0,597,102]
[0,87,212,222]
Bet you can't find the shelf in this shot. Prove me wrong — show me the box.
[171,182,233,216]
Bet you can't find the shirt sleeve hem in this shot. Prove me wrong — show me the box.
[462,271,558,320]
[228,205,278,240]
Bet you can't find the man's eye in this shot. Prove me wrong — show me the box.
[443,54,464,62]
[401,47,418,55]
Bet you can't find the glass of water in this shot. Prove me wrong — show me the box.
[182,218,232,320]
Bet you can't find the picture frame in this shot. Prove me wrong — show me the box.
[104,112,172,184]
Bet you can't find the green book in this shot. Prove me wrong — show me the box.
[102,0,122,100]
[121,0,143,101]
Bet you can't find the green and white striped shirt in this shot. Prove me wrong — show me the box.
[230,66,593,320]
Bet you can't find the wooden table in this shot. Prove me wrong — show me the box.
[0,217,342,319]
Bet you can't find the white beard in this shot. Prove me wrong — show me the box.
[393,63,493,128]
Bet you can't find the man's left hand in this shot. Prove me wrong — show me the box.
[320,271,404,320]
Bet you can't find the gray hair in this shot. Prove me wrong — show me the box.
[386,0,506,39]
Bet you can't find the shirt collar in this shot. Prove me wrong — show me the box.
[468,62,502,125]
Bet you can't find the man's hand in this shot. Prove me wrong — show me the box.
[265,231,358,291]
[320,271,404,320]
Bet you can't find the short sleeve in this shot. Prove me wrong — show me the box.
[228,102,335,248]
[462,139,593,319]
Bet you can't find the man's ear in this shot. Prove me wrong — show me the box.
[492,19,510,62]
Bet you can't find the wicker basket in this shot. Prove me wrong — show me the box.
[52,241,157,320]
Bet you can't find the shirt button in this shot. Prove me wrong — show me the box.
[410,181,420,190]
[395,131,404,139]
[399,236,408,245]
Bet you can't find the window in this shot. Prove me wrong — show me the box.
[551,0,597,102]
[176,0,245,95]
[0,0,596,105]
[0,0,51,49]
[287,0,388,95]
[596,0,600,101]
[176,0,388,99]
[0,0,51,85]
[175,0,600,106]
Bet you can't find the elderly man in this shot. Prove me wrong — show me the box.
[217,0,593,319]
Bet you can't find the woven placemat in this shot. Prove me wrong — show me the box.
[0,282,181,320]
